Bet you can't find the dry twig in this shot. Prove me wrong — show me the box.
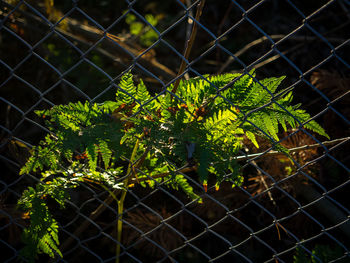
[218,35,346,73]
[171,0,206,94]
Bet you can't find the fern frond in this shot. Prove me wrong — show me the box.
[98,139,113,169]
[272,101,329,139]
[289,107,329,139]
[116,72,136,105]
[253,110,279,141]
[86,143,98,171]
[169,174,201,201]
[138,164,201,201]
[136,79,151,102]
[197,147,211,183]
[18,183,71,262]
[245,130,259,148]
[240,76,329,141]
[247,76,286,106]
[21,216,62,262]
[222,70,256,104]
[208,73,243,92]
[20,135,60,175]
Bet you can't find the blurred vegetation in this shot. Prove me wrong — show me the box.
[294,244,347,263]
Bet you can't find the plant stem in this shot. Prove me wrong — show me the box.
[171,0,205,95]
[115,198,124,263]
[115,137,141,263]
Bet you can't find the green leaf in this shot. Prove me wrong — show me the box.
[304,120,329,139]
[198,148,210,183]
[130,22,143,35]
[245,130,259,148]
[125,13,136,24]
[145,14,158,26]
[86,143,98,171]
[19,188,65,262]
[116,72,136,104]
[251,76,286,105]
[98,139,113,169]
[169,174,201,201]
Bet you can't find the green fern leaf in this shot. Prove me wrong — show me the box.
[136,79,151,102]
[292,108,329,139]
[19,195,63,262]
[250,111,279,141]
[250,76,286,106]
[197,147,210,183]
[116,72,136,104]
[167,174,201,201]
[245,130,259,148]
[304,120,329,139]
[227,70,256,104]
[86,143,98,171]
[98,139,113,169]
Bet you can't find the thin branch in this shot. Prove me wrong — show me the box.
[252,43,302,70]
[1,4,176,80]
[244,146,276,205]
[235,137,350,162]
[171,0,206,94]
[218,34,346,73]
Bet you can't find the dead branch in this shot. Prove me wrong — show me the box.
[235,136,350,162]
[64,18,176,80]
[171,0,206,94]
[1,3,176,81]
[218,34,346,73]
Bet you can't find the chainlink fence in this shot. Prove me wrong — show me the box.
[1,0,350,262]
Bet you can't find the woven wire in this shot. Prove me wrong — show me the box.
[1,0,350,262]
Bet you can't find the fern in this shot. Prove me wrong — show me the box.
[136,79,152,103]
[138,164,201,202]
[18,181,73,262]
[166,174,201,201]
[116,72,136,105]
[20,102,125,176]
[197,147,211,184]
[86,143,98,171]
[18,71,328,261]
[98,139,113,169]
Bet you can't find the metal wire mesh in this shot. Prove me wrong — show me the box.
[1,0,350,262]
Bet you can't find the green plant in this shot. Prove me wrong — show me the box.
[124,12,161,47]
[18,71,328,262]
[294,244,346,263]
